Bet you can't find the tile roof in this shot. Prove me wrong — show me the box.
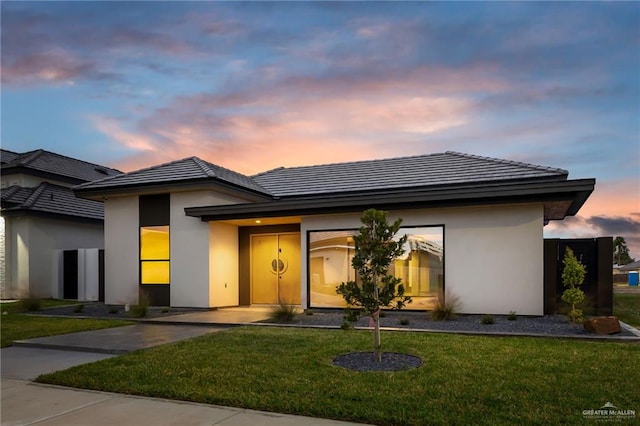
[1,149,122,184]
[1,149,20,164]
[2,182,104,221]
[74,156,271,195]
[252,151,569,197]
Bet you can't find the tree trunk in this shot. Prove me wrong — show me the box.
[374,315,381,362]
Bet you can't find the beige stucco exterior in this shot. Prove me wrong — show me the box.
[102,185,545,315]
[301,203,544,315]
[103,196,139,305]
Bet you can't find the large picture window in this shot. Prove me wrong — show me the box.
[308,226,444,309]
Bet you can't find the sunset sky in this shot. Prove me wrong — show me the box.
[2,2,639,256]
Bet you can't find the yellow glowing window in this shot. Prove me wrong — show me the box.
[141,261,170,284]
[141,226,169,260]
[140,226,170,284]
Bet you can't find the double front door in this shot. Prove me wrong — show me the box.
[251,233,301,304]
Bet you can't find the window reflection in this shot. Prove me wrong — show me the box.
[309,227,444,309]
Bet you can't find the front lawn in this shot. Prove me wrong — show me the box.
[614,293,640,328]
[37,327,639,425]
[1,300,131,348]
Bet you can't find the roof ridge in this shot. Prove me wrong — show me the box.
[0,185,22,199]
[6,148,122,173]
[22,182,48,208]
[192,157,218,178]
[444,151,569,175]
[15,149,44,166]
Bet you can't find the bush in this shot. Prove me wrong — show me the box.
[20,295,42,312]
[73,304,84,313]
[108,307,119,314]
[431,292,461,321]
[269,300,299,323]
[304,308,314,316]
[481,314,495,325]
[340,321,354,330]
[507,311,517,321]
[130,291,150,318]
[399,318,410,326]
[162,307,170,314]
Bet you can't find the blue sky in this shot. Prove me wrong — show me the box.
[2,1,639,255]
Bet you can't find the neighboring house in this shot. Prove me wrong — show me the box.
[619,260,640,286]
[74,151,595,315]
[1,149,121,299]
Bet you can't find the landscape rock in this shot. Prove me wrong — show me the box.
[583,316,621,335]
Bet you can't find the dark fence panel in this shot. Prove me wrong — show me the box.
[543,237,613,316]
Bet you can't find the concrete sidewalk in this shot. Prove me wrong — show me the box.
[1,324,369,426]
[2,379,365,426]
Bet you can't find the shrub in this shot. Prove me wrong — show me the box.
[399,318,410,326]
[162,307,170,314]
[130,291,150,318]
[340,321,354,330]
[20,295,42,312]
[108,307,119,314]
[73,304,84,313]
[269,300,299,323]
[507,311,517,321]
[431,292,461,321]
[481,314,495,325]
[304,308,314,316]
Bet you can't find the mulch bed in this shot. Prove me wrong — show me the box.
[333,351,423,372]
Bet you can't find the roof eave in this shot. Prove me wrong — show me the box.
[1,166,88,185]
[185,178,595,222]
[74,178,274,202]
[0,208,104,224]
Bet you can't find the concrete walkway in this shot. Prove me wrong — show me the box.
[1,323,369,426]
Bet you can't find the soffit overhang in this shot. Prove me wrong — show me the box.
[74,178,273,203]
[185,178,595,222]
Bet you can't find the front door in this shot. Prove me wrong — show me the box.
[251,233,301,304]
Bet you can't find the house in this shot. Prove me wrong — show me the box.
[1,149,121,299]
[74,151,595,315]
[620,260,640,286]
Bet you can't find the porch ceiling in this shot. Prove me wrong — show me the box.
[221,216,302,226]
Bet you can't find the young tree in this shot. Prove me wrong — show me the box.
[561,247,586,323]
[336,209,412,362]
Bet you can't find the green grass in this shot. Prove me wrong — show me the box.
[0,300,131,348]
[614,293,640,328]
[37,327,639,425]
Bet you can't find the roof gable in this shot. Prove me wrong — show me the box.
[252,151,569,197]
[74,156,271,196]
[1,149,122,184]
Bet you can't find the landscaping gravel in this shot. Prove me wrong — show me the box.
[273,310,638,337]
[29,303,637,338]
[29,303,203,319]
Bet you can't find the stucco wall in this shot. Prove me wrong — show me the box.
[104,197,139,305]
[209,222,239,307]
[2,215,104,298]
[301,204,544,315]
